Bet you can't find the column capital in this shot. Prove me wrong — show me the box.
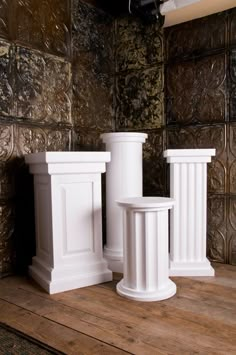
[25,151,111,175]
[101,132,148,144]
[164,149,215,163]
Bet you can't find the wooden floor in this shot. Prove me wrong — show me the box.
[0,263,235,355]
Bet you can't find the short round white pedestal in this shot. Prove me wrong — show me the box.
[116,197,176,302]
[101,132,147,273]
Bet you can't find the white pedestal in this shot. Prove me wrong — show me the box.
[116,197,176,302]
[25,152,112,294]
[164,149,216,277]
[101,133,148,273]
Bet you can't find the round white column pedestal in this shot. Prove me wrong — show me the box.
[101,132,148,273]
[116,197,176,302]
[164,149,216,277]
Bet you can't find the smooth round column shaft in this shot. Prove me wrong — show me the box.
[164,149,216,277]
[101,132,148,272]
[116,197,176,302]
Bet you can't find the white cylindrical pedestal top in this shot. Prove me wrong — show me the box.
[164,149,216,277]
[116,197,176,302]
[101,132,148,273]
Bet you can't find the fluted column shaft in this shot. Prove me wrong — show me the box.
[116,197,176,302]
[164,149,216,276]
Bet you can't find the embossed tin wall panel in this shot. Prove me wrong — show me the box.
[165,11,227,62]
[72,0,113,73]
[0,163,15,199]
[72,0,114,131]
[143,129,166,196]
[229,8,236,47]
[16,125,71,155]
[0,40,14,117]
[229,50,236,121]
[0,202,15,276]
[73,129,104,151]
[228,196,236,265]
[15,0,70,57]
[116,66,164,130]
[167,125,226,194]
[16,47,72,124]
[115,16,163,72]
[0,124,14,162]
[0,1,10,40]
[207,194,227,263]
[228,123,236,194]
[72,61,113,130]
[166,53,227,125]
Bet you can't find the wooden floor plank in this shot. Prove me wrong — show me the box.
[0,299,129,355]
[0,263,235,354]
[0,286,162,354]
[1,276,236,354]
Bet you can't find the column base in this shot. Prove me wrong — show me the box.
[29,256,112,294]
[169,259,215,277]
[116,279,176,302]
[103,246,123,273]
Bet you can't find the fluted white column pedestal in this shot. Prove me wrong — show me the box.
[25,152,112,294]
[116,197,176,302]
[101,133,148,273]
[164,149,216,277]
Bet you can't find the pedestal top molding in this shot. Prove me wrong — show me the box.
[101,132,148,143]
[25,151,111,175]
[164,149,216,163]
[116,197,175,210]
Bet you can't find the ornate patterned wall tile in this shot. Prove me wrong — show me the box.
[73,61,113,130]
[16,125,71,155]
[0,40,14,117]
[0,202,14,247]
[0,202,15,276]
[0,162,14,199]
[15,47,71,124]
[16,125,47,155]
[166,53,227,125]
[72,0,114,131]
[229,233,236,265]
[0,243,14,276]
[0,124,14,162]
[165,11,227,61]
[229,8,236,47]
[167,125,227,194]
[207,194,227,263]
[47,129,71,151]
[72,0,113,74]
[116,66,164,130]
[143,129,166,196]
[0,0,10,40]
[73,129,105,151]
[15,0,70,57]
[228,196,236,265]
[228,123,236,194]
[229,50,236,121]
[115,16,163,72]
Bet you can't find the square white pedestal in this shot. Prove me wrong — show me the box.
[25,152,112,294]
